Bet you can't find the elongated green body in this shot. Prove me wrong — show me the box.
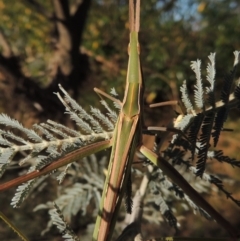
[93,29,143,241]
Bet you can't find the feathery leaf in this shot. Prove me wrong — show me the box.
[191,60,204,109]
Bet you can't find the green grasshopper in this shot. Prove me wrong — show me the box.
[0,0,239,240]
[92,0,143,239]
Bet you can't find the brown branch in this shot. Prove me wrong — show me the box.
[0,140,111,192]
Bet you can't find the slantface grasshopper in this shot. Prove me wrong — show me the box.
[92,0,143,239]
[0,0,239,241]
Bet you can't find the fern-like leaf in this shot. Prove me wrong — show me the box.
[220,52,239,104]
[11,179,36,208]
[234,85,240,110]
[214,150,240,168]
[50,203,79,241]
[209,175,240,207]
[205,52,216,107]
[196,111,215,177]
[125,175,133,214]
[0,85,115,207]
[212,106,228,147]
[148,179,178,230]
[211,52,239,147]
[191,60,204,110]
[34,154,106,235]
[188,113,203,159]
[180,80,194,114]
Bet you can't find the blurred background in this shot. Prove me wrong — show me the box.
[0,0,240,240]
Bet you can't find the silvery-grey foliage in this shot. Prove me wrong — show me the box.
[0,84,115,208]
[173,51,240,175]
[33,155,107,235]
[180,80,194,114]
[49,203,80,241]
[191,59,204,110]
